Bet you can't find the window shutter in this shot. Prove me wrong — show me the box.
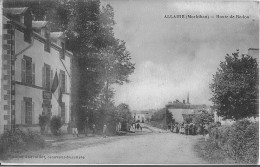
[32,102,35,124]
[59,70,61,90]
[21,59,26,83]
[42,66,45,88]
[32,63,35,85]
[21,100,25,124]
[58,105,61,116]
[50,69,53,87]
[65,74,67,93]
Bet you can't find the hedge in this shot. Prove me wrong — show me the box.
[0,129,45,159]
[209,119,259,164]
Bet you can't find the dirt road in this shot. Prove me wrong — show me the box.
[3,129,207,164]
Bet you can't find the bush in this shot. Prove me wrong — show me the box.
[39,115,50,134]
[208,122,221,137]
[50,116,63,135]
[193,112,214,127]
[0,129,45,159]
[194,137,235,164]
[209,119,259,164]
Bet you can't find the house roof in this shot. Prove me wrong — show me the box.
[50,32,65,39]
[32,21,48,29]
[3,7,28,15]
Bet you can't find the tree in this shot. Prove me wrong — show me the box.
[210,50,259,120]
[116,103,133,131]
[192,111,214,126]
[150,108,172,127]
[184,116,193,124]
[116,103,133,123]
[97,43,135,104]
[166,109,173,125]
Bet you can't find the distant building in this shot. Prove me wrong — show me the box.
[0,7,72,134]
[133,113,146,123]
[166,95,212,123]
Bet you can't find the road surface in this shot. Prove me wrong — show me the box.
[3,126,207,164]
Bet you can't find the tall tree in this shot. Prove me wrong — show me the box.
[64,0,106,130]
[210,50,259,120]
[97,42,135,104]
[66,1,135,130]
[116,103,133,123]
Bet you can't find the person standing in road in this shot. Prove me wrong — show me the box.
[103,124,107,138]
[85,117,89,136]
[92,124,96,136]
[184,123,188,135]
[137,123,140,131]
[72,118,79,137]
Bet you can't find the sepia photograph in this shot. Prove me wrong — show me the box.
[0,0,259,165]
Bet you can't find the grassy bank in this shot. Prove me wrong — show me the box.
[194,137,236,164]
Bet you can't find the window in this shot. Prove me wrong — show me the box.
[21,55,35,85]
[21,97,34,125]
[60,42,65,60]
[59,70,66,93]
[42,64,52,90]
[44,31,50,52]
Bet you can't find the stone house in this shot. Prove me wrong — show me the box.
[0,7,72,134]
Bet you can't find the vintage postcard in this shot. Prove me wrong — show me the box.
[0,0,259,165]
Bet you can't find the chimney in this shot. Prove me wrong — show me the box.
[24,8,32,29]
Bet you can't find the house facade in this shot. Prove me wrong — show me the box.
[166,98,212,123]
[0,7,72,134]
[133,113,146,123]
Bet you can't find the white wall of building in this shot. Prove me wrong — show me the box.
[14,27,71,126]
[134,114,145,123]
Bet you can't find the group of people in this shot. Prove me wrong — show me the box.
[171,122,208,136]
[132,123,142,132]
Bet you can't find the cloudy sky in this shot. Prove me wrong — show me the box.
[101,0,259,111]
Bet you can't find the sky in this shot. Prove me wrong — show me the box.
[101,0,259,111]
